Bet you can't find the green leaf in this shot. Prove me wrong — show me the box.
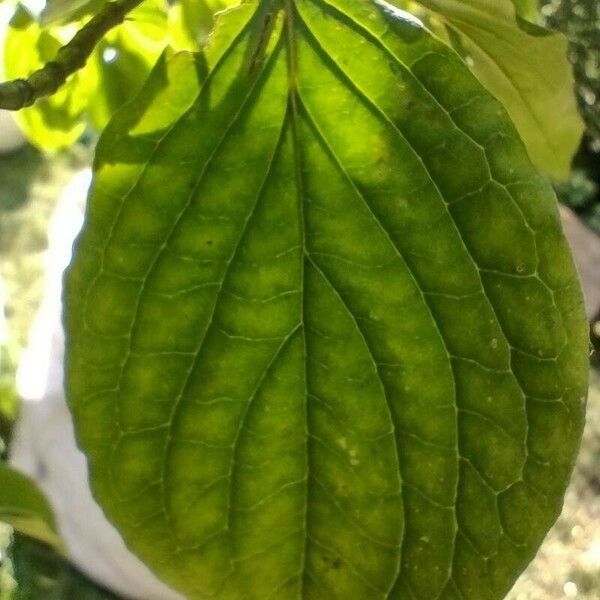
[4,6,91,151]
[87,0,169,129]
[509,0,542,27]
[65,1,589,598]
[40,0,105,26]
[167,0,244,51]
[0,462,63,552]
[414,0,584,180]
[8,535,120,599]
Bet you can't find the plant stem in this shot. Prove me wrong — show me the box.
[0,0,143,110]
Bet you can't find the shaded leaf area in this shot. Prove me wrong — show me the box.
[413,0,583,181]
[86,0,170,130]
[0,146,47,213]
[65,0,589,598]
[509,0,543,26]
[40,0,106,26]
[7,534,120,600]
[0,462,62,552]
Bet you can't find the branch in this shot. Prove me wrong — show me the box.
[0,0,143,110]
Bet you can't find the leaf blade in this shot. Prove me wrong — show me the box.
[66,1,588,598]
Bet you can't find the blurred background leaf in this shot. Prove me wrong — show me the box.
[7,534,120,600]
[40,0,105,26]
[541,0,600,146]
[4,6,92,151]
[415,0,584,180]
[87,0,169,129]
[0,463,62,553]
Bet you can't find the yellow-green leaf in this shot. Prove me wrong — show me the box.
[65,1,589,598]
[0,462,63,552]
[87,0,169,129]
[415,0,584,180]
[4,6,91,151]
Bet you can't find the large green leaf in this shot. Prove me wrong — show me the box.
[65,1,588,598]
[414,0,583,180]
[0,462,63,552]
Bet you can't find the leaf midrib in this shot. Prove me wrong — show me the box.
[282,0,311,594]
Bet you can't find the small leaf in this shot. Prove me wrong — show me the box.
[87,0,169,129]
[414,0,584,180]
[4,6,91,151]
[168,0,218,50]
[0,462,63,552]
[509,0,543,28]
[168,0,244,51]
[66,1,588,598]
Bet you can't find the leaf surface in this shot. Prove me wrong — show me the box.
[0,462,63,552]
[4,6,91,151]
[86,0,169,129]
[509,0,545,29]
[40,0,104,26]
[65,1,589,598]
[413,0,583,180]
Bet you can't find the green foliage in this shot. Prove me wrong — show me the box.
[4,6,91,151]
[3,0,584,178]
[510,0,543,24]
[414,0,583,181]
[556,169,600,233]
[64,1,589,598]
[40,0,105,26]
[0,368,17,451]
[0,463,63,553]
[541,0,600,145]
[8,535,119,600]
[86,0,168,129]
[2,0,175,149]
